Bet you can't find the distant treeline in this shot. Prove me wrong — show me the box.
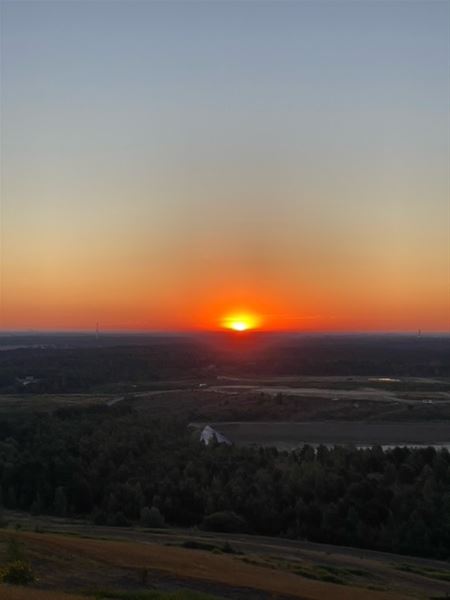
[0,342,209,392]
[1,335,449,393]
[0,405,449,559]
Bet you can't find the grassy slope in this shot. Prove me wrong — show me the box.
[1,531,409,600]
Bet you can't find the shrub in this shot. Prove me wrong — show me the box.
[140,506,165,528]
[92,510,107,525]
[0,560,35,585]
[6,537,25,562]
[108,511,131,527]
[0,508,8,528]
[221,541,239,554]
[200,511,247,533]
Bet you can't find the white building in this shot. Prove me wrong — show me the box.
[200,425,231,446]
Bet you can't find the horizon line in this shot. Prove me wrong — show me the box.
[0,329,449,337]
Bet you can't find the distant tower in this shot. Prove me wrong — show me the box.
[96,321,100,342]
[417,328,422,338]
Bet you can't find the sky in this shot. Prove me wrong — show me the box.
[1,0,449,332]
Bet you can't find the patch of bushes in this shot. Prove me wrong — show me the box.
[107,511,131,527]
[396,563,450,583]
[180,540,217,551]
[200,511,247,533]
[178,539,240,554]
[140,506,165,529]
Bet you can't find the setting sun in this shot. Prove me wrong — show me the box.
[230,321,249,331]
[221,313,261,332]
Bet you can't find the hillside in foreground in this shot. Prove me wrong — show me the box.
[1,519,450,600]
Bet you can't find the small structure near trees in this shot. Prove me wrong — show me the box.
[200,425,231,446]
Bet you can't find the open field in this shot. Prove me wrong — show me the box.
[0,394,110,418]
[128,378,450,424]
[209,379,450,404]
[3,379,450,425]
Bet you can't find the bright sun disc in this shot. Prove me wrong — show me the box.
[230,321,249,331]
[221,313,261,332]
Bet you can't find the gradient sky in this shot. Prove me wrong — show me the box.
[1,0,449,332]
